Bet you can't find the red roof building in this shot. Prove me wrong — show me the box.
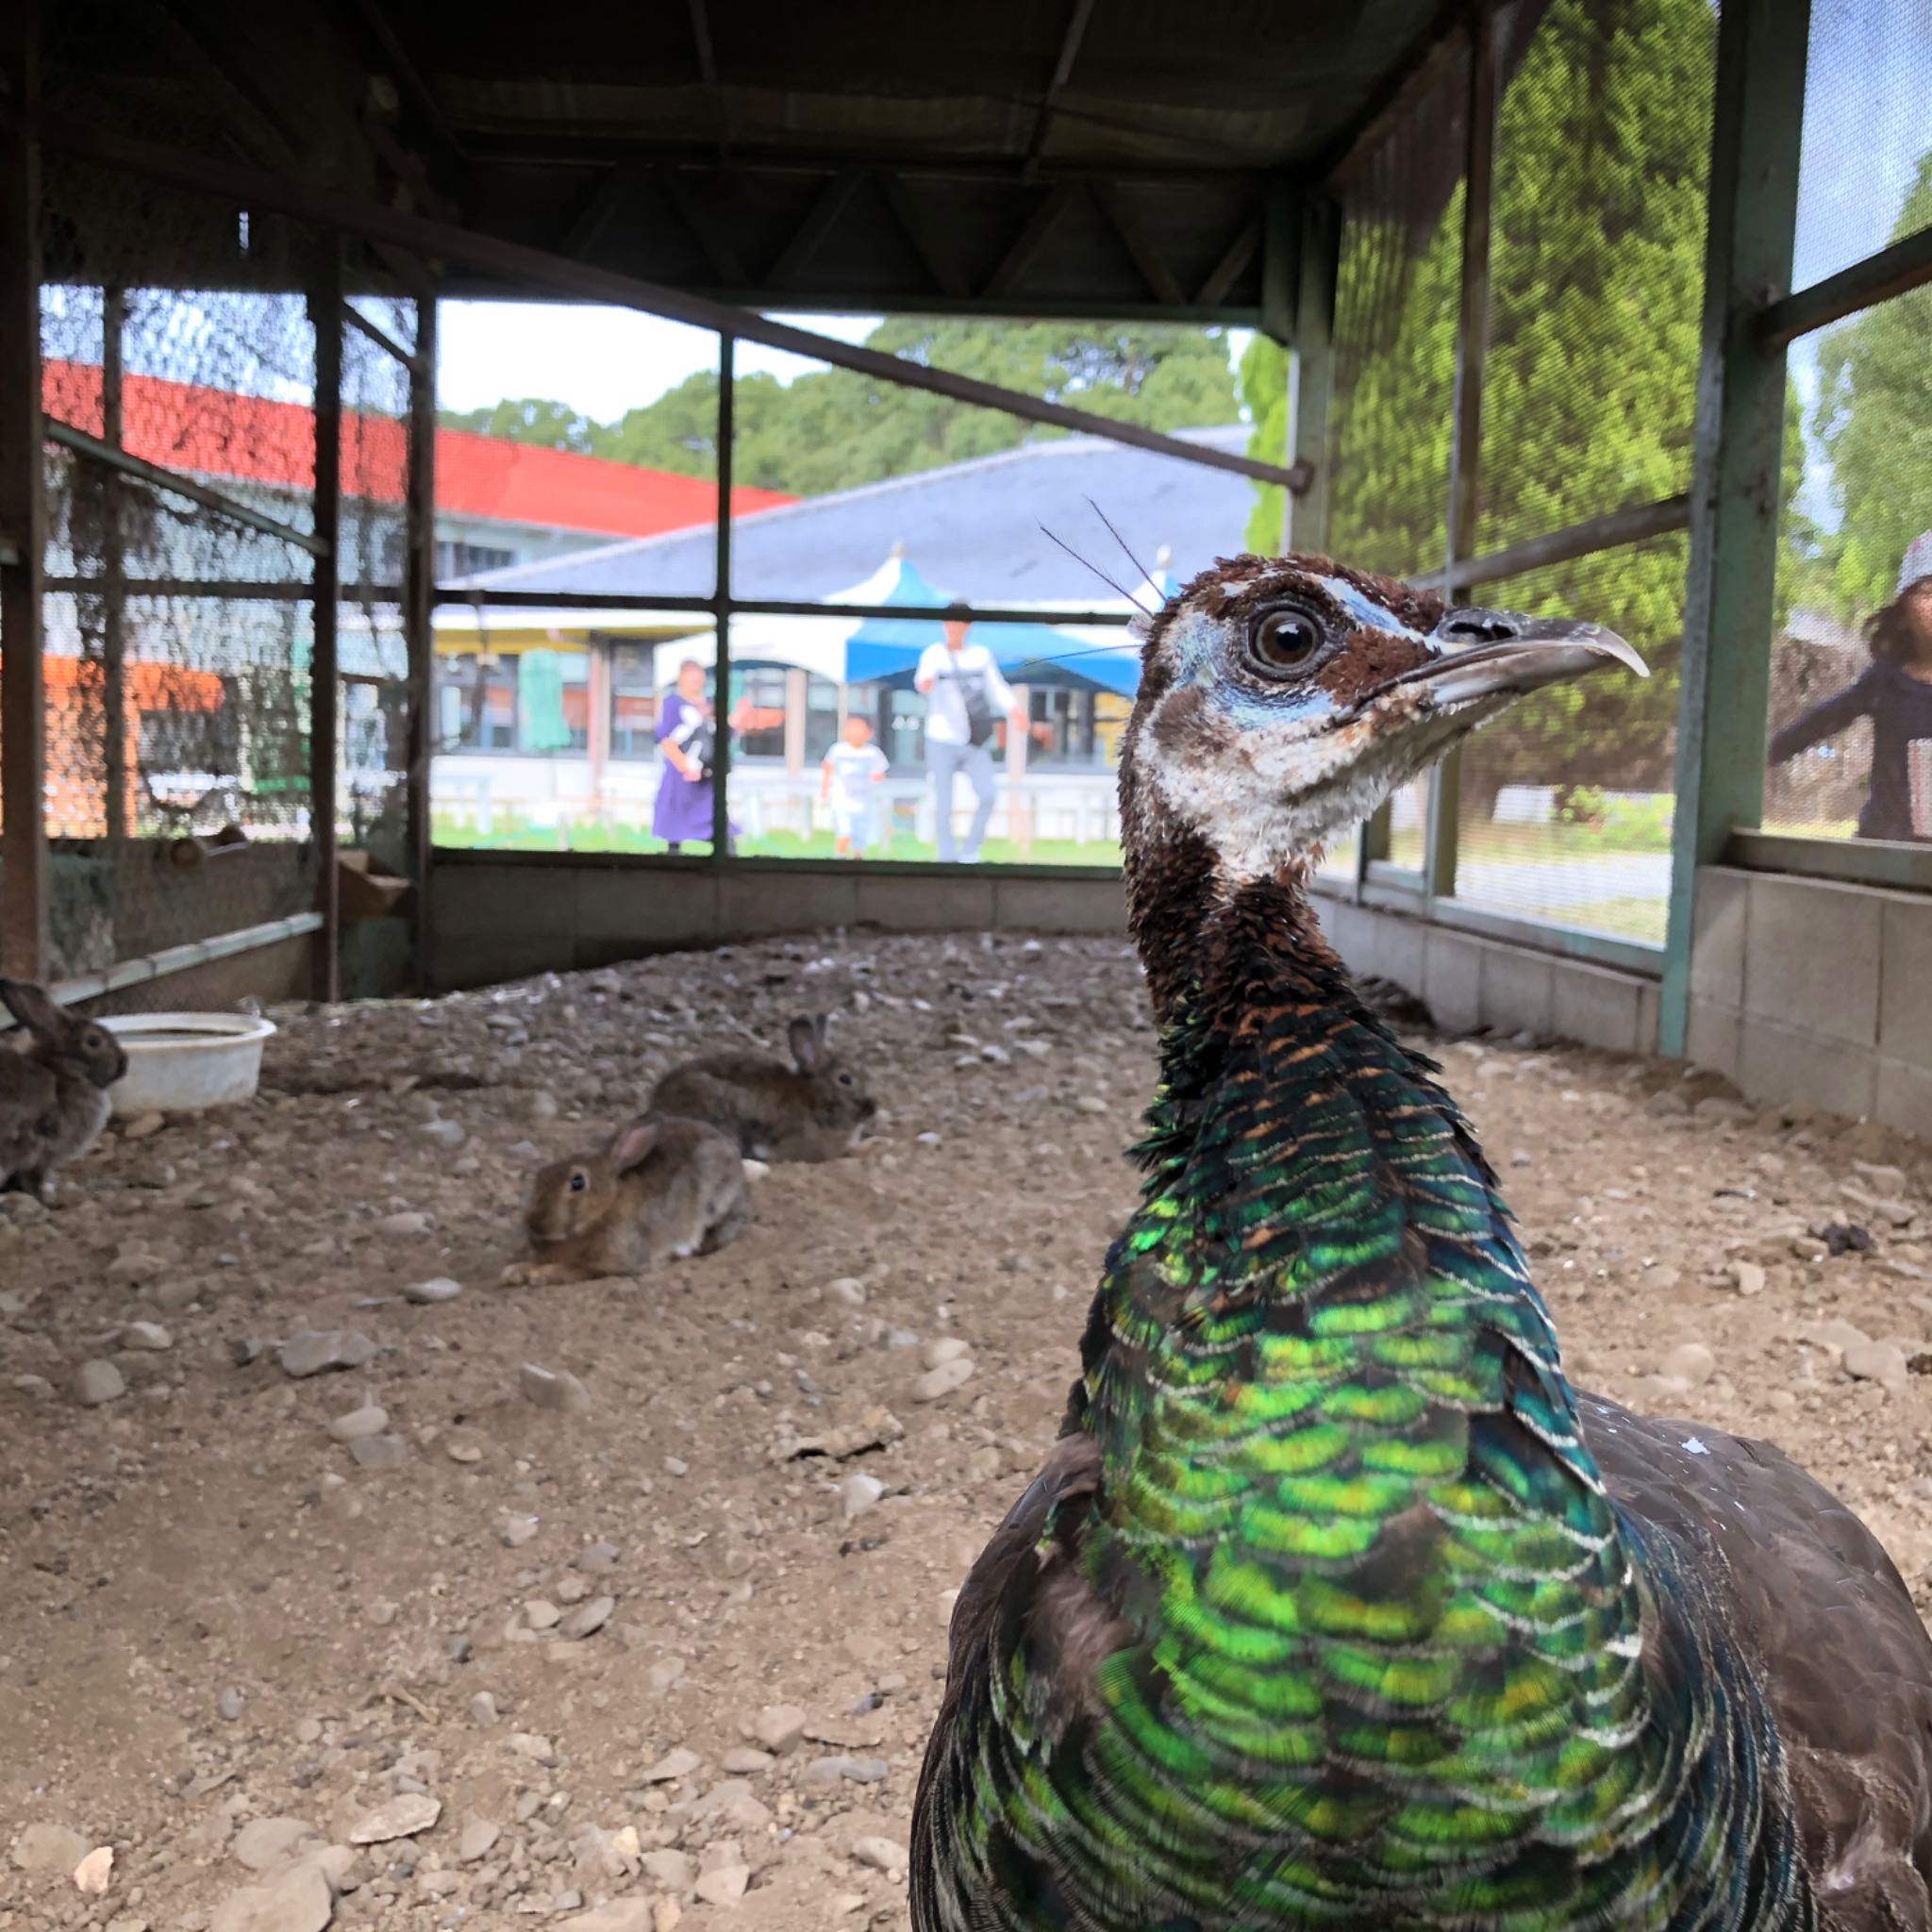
[41,359,789,550]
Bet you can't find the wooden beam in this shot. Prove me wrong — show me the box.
[658,164,748,286]
[764,171,862,289]
[308,245,343,1004]
[1757,222,1932,347]
[1657,0,1809,1058]
[0,0,47,980]
[1091,181,1187,308]
[100,285,129,848]
[1024,0,1097,175]
[983,183,1081,299]
[1195,212,1262,308]
[1320,0,1470,188]
[33,114,1314,492]
[1408,493,1692,592]
[341,296,420,374]
[404,288,436,988]
[559,160,650,260]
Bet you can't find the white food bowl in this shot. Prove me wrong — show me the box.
[99,1011,277,1115]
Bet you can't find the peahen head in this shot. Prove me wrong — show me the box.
[1119,552,1646,890]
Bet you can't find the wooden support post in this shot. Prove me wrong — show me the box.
[101,285,129,849]
[711,332,734,856]
[1008,683,1033,859]
[0,1,48,981]
[782,666,808,777]
[1425,1,1499,907]
[404,286,436,985]
[1658,0,1809,1058]
[1281,192,1338,555]
[586,635,612,820]
[308,245,342,1002]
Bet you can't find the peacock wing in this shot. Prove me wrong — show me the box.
[910,1429,1123,1932]
[1579,1387,1932,1929]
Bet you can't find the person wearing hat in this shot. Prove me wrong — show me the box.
[1770,532,1932,841]
[915,604,1029,863]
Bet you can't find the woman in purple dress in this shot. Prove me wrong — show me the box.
[654,660,718,851]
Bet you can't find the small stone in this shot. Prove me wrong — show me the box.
[73,1359,125,1407]
[806,1755,889,1785]
[641,1849,695,1890]
[218,1686,244,1722]
[74,1845,113,1893]
[558,1594,614,1641]
[521,1362,591,1413]
[208,1860,333,1932]
[348,1434,408,1470]
[1074,1095,1109,1116]
[11,1824,89,1873]
[558,1904,652,1932]
[912,1357,974,1402]
[123,1109,165,1141]
[1658,1342,1717,1390]
[1728,1260,1766,1297]
[839,1474,886,1520]
[655,1900,683,1932]
[421,1119,466,1149]
[375,1210,432,1239]
[279,1330,377,1378]
[850,1836,908,1874]
[754,1705,807,1754]
[646,1657,687,1694]
[825,1278,867,1307]
[643,1746,702,1783]
[509,1731,558,1764]
[664,1455,689,1476]
[574,1540,620,1572]
[721,1747,774,1774]
[346,1793,441,1844]
[122,1321,173,1351]
[232,1819,321,1873]
[325,1403,389,1442]
[498,1514,540,1547]
[920,1337,971,1370]
[470,1691,500,1725]
[694,1865,750,1907]
[1843,1339,1911,1392]
[458,1818,500,1863]
[525,1600,562,1631]
[404,1276,462,1305]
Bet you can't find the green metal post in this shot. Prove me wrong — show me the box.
[1657,0,1809,1058]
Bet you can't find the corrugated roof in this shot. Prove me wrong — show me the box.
[42,361,792,539]
[454,425,1258,606]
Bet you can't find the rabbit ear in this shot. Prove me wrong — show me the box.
[608,1116,661,1173]
[0,978,63,1040]
[789,1016,820,1073]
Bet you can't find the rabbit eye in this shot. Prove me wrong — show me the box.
[569,1172,587,1192]
[838,1073,854,1087]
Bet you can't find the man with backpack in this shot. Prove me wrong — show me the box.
[915,605,1028,863]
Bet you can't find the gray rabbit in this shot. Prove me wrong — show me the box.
[0,978,127,1200]
[502,1113,752,1286]
[648,1013,876,1162]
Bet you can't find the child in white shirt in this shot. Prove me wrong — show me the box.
[820,715,890,857]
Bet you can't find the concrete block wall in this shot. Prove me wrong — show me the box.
[427,856,1130,991]
[1312,893,1661,1057]
[1686,866,1932,1134]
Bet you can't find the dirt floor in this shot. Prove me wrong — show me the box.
[7,930,1932,1932]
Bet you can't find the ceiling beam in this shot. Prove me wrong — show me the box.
[658,164,747,284]
[329,0,466,179]
[559,159,651,258]
[1194,211,1261,306]
[877,173,972,300]
[686,0,730,167]
[763,170,863,288]
[1090,181,1188,307]
[982,181,1081,299]
[1024,0,1097,176]
[1318,0,1470,187]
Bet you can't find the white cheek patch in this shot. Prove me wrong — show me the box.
[1308,573,1429,641]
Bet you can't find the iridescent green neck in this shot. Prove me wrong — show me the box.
[1054,873,1807,1929]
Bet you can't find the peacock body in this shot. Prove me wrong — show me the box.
[912,555,1932,1932]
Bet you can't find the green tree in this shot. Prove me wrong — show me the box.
[442,320,1241,499]
[1810,152,1932,623]
[1241,0,1719,808]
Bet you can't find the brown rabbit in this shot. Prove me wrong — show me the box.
[501,1113,752,1286]
[648,1013,877,1162]
[0,978,128,1200]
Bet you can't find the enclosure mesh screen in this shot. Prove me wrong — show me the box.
[1772,4,1932,844]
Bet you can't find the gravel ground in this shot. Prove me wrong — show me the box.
[6,929,1932,1932]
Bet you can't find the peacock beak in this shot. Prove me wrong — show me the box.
[1370,608,1647,711]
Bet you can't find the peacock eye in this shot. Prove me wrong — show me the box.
[1245,604,1326,678]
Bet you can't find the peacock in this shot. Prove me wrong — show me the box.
[911,555,1932,1932]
